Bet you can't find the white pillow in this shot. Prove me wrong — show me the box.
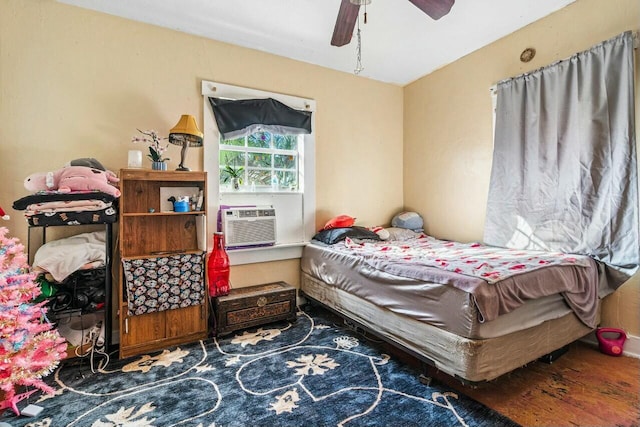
[385,227,421,241]
[369,226,390,240]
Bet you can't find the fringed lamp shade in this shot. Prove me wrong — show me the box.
[169,114,204,171]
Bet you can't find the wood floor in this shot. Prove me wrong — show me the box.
[430,341,640,427]
[314,306,638,426]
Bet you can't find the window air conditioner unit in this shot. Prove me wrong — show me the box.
[221,207,277,249]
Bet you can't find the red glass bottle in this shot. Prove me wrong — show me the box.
[207,232,230,297]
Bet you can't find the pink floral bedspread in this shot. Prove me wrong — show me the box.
[327,234,599,327]
[340,235,590,284]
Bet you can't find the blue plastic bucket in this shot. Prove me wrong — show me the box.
[173,200,190,212]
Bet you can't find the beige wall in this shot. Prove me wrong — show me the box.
[0,0,404,288]
[404,0,640,335]
[2,0,637,333]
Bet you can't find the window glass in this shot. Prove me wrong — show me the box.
[279,171,298,190]
[221,137,244,147]
[219,132,300,191]
[274,134,297,150]
[220,151,245,183]
[274,154,295,169]
[248,132,271,148]
[248,152,272,168]
[248,170,271,186]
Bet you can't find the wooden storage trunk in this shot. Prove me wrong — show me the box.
[213,281,296,336]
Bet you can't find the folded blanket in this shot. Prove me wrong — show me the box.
[26,207,117,226]
[25,200,112,214]
[33,231,106,282]
[13,191,117,210]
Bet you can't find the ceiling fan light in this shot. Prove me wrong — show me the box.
[349,0,371,5]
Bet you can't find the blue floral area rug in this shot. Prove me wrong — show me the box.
[3,308,520,426]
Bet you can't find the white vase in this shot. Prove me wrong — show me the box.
[231,178,240,191]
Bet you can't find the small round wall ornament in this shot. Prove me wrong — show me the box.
[520,47,536,63]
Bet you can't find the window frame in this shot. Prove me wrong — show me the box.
[202,80,316,265]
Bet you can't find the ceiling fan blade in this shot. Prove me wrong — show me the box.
[408,0,455,20]
[331,0,360,47]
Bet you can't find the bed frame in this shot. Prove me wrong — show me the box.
[300,272,597,386]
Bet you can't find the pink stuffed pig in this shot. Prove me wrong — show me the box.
[24,166,120,197]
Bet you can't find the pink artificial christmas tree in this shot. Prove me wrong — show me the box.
[0,227,66,416]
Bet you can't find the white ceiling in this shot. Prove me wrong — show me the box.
[57,0,576,86]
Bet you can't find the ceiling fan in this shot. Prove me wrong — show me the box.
[331,0,455,47]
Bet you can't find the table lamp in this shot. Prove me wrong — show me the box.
[169,114,204,171]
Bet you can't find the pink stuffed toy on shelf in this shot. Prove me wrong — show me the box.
[24,166,121,198]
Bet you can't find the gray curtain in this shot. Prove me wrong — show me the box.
[484,31,638,288]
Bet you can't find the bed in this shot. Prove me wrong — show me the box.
[300,228,608,384]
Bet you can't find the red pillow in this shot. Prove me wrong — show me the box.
[321,215,355,231]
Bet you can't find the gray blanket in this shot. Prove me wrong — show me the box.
[367,255,600,328]
[309,240,601,328]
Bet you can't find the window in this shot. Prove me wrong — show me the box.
[202,80,316,265]
[219,132,301,192]
[485,31,638,285]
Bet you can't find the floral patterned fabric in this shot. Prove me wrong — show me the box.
[341,234,591,284]
[122,253,205,316]
[322,235,600,327]
[26,206,117,226]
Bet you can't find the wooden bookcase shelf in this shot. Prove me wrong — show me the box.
[122,211,203,217]
[117,169,208,359]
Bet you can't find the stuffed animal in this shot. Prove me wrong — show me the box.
[24,166,121,197]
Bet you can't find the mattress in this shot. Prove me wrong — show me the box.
[301,243,574,339]
[301,272,597,383]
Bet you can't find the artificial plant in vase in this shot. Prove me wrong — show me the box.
[132,129,170,170]
[0,227,67,416]
[223,156,244,191]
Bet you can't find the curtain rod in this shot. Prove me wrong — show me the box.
[489,31,637,92]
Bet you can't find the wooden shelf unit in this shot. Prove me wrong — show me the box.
[118,169,208,359]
